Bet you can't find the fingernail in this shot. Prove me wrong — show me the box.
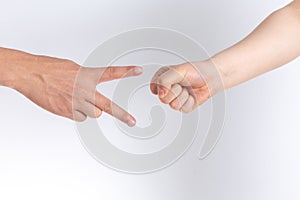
[134,67,143,75]
[127,118,136,127]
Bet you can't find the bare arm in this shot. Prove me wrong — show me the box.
[213,0,300,89]
[0,47,142,126]
[151,1,300,112]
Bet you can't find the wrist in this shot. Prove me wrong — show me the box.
[186,60,228,97]
[210,54,236,90]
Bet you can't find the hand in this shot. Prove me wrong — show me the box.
[150,60,224,113]
[10,54,142,126]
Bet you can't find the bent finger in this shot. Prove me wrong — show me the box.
[160,83,182,104]
[73,110,87,122]
[157,68,184,98]
[181,95,195,113]
[170,88,189,110]
[150,66,170,95]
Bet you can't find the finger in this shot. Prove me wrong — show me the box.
[160,83,182,104]
[181,95,195,113]
[150,66,170,95]
[73,110,87,122]
[99,66,143,82]
[157,68,184,98]
[95,92,136,127]
[170,88,189,110]
[82,102,102,118]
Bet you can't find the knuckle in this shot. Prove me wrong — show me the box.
[107,67,117,77]
[157,78,168,86]
[157,77,164,84]
[91,108,102,118]
[173,83,181,90]
[64,60,80,70]
[102,104,111,113]
[172,86,182,97]
[160,66,170,72]
[63,59,76,66]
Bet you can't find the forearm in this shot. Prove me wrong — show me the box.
[212,1,300,89]
[0,47,36,89]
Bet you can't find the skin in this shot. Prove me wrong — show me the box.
[1,1,299,124]
[0,48,143,126]
[151,0,300,113]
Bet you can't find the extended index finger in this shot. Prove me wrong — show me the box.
[99,66,143,83]
[94,92,136,127]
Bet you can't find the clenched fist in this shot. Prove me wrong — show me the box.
[150,60,224,113]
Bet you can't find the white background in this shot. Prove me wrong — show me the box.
[1,0,299,199]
